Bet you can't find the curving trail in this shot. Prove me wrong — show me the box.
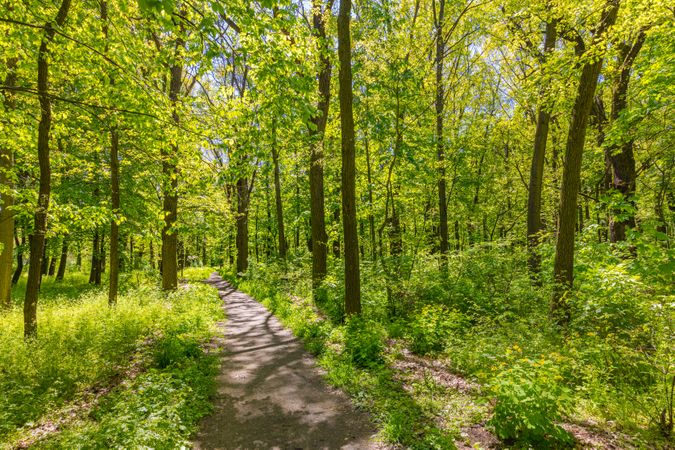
[193,273,379,450]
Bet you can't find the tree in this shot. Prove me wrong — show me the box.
[551,0,620,323]
[526,19,557,278]
[338,0,361,315]
[0,54,17,309]
[24,0,72,338]
[434,0,449,263]
[309,0,332,292]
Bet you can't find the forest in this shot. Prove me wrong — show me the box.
[0,0,673,448]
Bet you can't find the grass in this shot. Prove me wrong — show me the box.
[0,269,224,448]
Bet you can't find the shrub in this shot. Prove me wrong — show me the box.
[489,350,574,446]
[407,304,468,355]
[344,316,386,368]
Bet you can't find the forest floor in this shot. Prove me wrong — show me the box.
[193,273,382,449]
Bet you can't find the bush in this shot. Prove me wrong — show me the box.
[489,349,574,446]
[344,316,386,368]
[407,304,468,355]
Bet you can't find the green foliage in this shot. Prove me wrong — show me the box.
[407,304,468,355]
[0,276,222,447]
[344,316,386,368]
[489,351,574,446]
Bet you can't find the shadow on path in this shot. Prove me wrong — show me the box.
[193,273,378,450]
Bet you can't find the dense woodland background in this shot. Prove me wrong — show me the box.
[0,0,673,448]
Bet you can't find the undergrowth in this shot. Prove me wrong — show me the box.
[222,232,673,449]
[0,272,223,448]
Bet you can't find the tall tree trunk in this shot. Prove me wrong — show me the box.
[236,177,250,273]
[552,1,619,323]
[12,231,25,285]
[607,33,646,242]
[89,230,100,284]
[365,139,376,261]
[101,1,120,305]
[161,56,182,291]
[149,239,155,269]
[435,0,449,263]
[309,0,331,292]
[526,20,557,279]
[0,57,17,309]
[48,255,56,276]
[338,0,361,315]
[56,238,68,281]
[271,124,287,259]
[24,0,71,338]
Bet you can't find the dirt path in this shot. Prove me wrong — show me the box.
[193,273,379,450]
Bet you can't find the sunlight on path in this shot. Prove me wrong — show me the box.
[193,273,379,450]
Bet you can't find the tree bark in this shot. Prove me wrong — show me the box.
[271,123,287,259]
[338,0,361,315]
[12,231,24,285]
[89,231,100,284]
[552,1,620,323]
[161,55,182,291]
[0,56,17,309]
[56,238,67,281]
[309,0,331,292]
[236,177,250,273]
[24,0,71,338]
[102,1,120,305]
[435,0,449,263]
[527,20,557,279]
[607,33,646,242]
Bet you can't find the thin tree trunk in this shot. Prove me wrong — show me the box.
[89,231,100,284]
[552,1,619,323]
[338,0,361,315]
[435,0,449,263]
[12,231,25,285]
[236,177,250,273]
[161,54,182,291]
[365,138,376,261]
[48,255,56,276]
[271,123,287,259]
[309,0,331,292]
[56,238,68,281]
[527,20,557,279]
[0,57,17,309]
[24,0,71,338]
[102,1,120,305]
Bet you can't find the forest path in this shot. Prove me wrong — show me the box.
[193,273,379,450]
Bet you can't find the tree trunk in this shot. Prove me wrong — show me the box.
[48,255,56,276]
[435,0,449,263]
[12,231,25,285]
[365,139,376,261]
[161,58,182,291]
[271,124,287,259]
[89,230,100,284]
[338,0,361,315]
[24,0,71,338]
[236,177,250,273]
[0,57,17,309]
[526,20,557,279]
[41,241,49,276]
[309,0,331,292]
[109,128,120,302]
[56,238,68,281]
[149,239,155,269]
[607,33,646,242]
[552,1,619,324]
